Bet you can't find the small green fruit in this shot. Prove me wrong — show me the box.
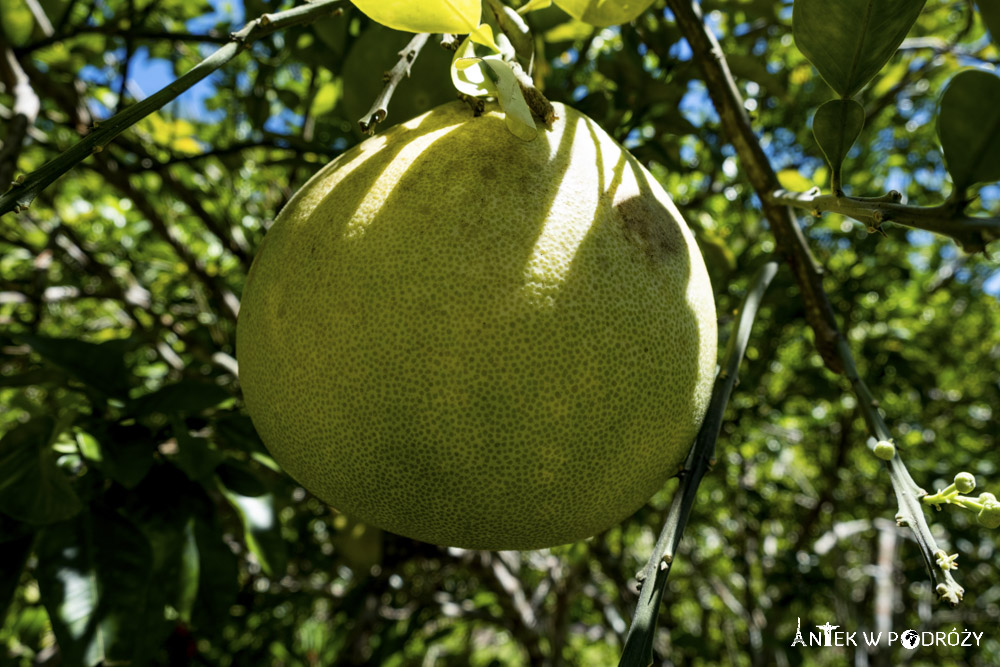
[237,102,717,550]
[873,440,896,461]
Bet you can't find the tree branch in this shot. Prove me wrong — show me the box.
[619,261,778,667]
[0,0,346,218]
[770,188,999,253]
[358,32,431,135]
[665,0,964,605]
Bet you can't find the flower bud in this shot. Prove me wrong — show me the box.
[977,493,1000,529]
[873,440,895,461]
[953,472,976,494]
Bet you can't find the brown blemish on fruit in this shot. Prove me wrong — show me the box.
[614,194,682,259]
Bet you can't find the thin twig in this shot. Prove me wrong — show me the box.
[358,33,430,135]
[0,0,346,218]
[665,0,964,605]
[619,261,778,667]
[770,188,999,252]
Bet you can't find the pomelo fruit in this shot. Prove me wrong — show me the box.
[236,101,717,550]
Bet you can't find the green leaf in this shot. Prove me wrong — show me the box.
[0,0,35,45]
[553,0,655,27]
[519,0,553,13]
[118,466,213,631]
[81,423,156,489]
[793,0,926,97]
[452,37,496,97]
[175,519,201,623]
[222,487,287,577]
[977,1,1000,46]
[543,19,595,44]
[937,69,1000,192]
[482,59,538,141]
[350,0,480,34]
[0,418,82,525]
[167,417,225,481]
[20,334,132,398]
[777,169,818,193]
[310,80,343,117]
[36,511,155,666]
[0,531,34,626]
[131,379,232,416]
[811,98,865,190]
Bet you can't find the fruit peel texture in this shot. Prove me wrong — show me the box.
[237,101,717,550]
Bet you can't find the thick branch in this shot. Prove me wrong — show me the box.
[0,0,345,217]
[666,0,964,605]
[358,33,430,135]
[771,188,999,253]
[656,6,844,374]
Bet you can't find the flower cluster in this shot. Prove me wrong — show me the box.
[922,472,1000,530]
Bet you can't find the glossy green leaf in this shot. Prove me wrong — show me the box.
[793,0,926,97]
[0,418,82,525]
[350,0,480,34]
[36,511,155,666]
[812,98,865,189]
[20,334,132,398]
[938,69,1000,191]
[977,1,1000,46]
[553,0,655,27]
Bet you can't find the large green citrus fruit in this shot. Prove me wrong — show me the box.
[237,101,717,550]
